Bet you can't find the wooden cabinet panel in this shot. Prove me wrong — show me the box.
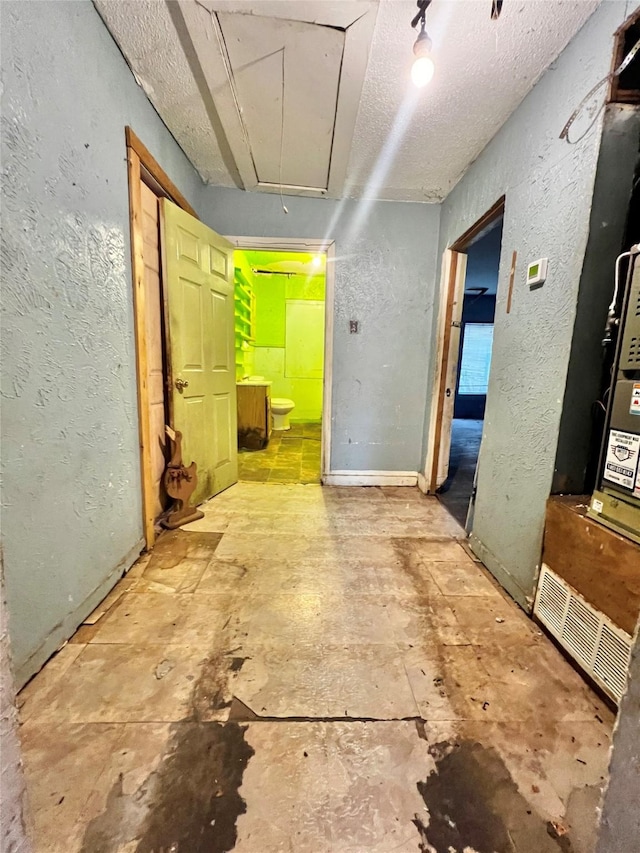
[237,385,271,449]
[542,496,640,635]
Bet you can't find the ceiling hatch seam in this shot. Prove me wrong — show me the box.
[213,8,260,182]
[195,2,361,33]
[213,12,285,192]
[320,9,374,192]
[194,0,259,187]
[326,40,348,191]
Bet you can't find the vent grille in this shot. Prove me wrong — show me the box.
[537,570,568,633]
[565,597,599,664]
[594,625,631,699]
[626,336,640,365]
[534,565,633,704]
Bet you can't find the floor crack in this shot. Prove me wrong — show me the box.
[227,696,428,725]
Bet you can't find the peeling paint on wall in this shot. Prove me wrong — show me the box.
[0,0,203,686]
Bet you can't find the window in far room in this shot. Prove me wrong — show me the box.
[457,323,494,396]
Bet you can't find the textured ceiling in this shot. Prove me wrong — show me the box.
[345,0,601,200]
[95,0,601,201]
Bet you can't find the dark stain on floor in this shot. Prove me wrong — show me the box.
[189,651,234,718]
[135,721,254,853]
[414,740,575,853]
[80,645,254,852]
[392,538,436,591]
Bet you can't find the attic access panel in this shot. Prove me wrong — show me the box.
[219,13,343,190]
[176,0,378,197]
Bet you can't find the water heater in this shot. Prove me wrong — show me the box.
[589,251,640,542]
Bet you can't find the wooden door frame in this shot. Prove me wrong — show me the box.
[421,196,505,495]
[225,236,335,481]
[125,127,198,550]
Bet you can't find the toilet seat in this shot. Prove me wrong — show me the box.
[271,398,295,410]
[271,398,295,431]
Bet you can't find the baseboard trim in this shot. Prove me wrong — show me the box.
[323,471,418,487]
[15,537,144,690]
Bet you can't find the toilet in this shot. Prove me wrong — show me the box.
[271,397,295,431]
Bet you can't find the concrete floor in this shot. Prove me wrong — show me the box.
[238,422,322,484]
[437,419,483,527]
[18,484,614,853]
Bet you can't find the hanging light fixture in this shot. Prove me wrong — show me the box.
[412,22,435,87]
[411,0,435,88]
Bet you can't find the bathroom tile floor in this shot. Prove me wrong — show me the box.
[238,421,322,484]
[18,484,614,852]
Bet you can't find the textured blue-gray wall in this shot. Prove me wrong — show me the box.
[197,188,441,472]
[424,0,634,608]
[0,1,203,685]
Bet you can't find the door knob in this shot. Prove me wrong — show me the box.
[175,377,189,392]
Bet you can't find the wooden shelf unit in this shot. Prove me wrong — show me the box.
[234,266,256,352]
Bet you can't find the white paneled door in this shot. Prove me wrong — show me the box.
[160,198,238,505]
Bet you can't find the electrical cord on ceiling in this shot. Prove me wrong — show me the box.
[412,0,501,29]
[411,0,432,30]
[560,35,640,143]
[279,46,288,215]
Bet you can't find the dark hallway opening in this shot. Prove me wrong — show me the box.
[438,220,502,527]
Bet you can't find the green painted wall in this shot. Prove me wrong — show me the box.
[254,277,286,347]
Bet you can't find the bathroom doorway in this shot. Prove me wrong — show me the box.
[227,238,334,484]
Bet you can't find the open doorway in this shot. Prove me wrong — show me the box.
[437,221,502,526]
[232,248,327,484]
[423,197,505,530]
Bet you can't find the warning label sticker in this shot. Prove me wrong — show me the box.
[631,383,640,416]
[604,429,640,490]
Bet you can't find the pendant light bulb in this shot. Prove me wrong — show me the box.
[412,24,434,88]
